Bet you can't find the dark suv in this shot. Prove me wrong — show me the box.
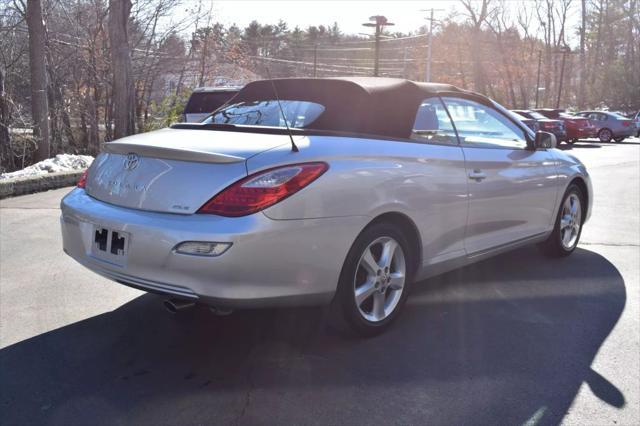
[182,87,242,123]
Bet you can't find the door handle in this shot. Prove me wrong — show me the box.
[468,169,487,181]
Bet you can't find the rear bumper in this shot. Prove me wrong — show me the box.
[614,128,637,138]
[568,128,597,139]
[60,188,367,308]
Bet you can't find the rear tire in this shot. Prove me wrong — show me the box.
[598,128,613,143]
[539,184,585,258]
[333,222,414,337]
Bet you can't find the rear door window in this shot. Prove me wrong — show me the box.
[411,97,458,145]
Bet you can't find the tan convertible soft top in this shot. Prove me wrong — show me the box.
[228,77,471,139]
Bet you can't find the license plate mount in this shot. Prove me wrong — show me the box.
[91,226,130,266]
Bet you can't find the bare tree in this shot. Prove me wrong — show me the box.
[26,0,49,161]
[109,0,135,138]
[460,0,494,93]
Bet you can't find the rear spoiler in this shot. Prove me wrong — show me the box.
[102,142,245,164]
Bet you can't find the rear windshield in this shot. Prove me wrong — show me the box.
[203,100,325,128]
[540,110,560,118]
[609,112,630,120]
[185,91,238,114]
[529,111,546,120]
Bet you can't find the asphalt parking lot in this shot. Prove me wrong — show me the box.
[1,138,639,425]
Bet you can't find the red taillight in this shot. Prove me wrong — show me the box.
[77,170,88,188]
[622,120,632,127]
[198,162,329,216]
[542,122,555,129]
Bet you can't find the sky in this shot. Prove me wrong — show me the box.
[173,0,581,46]
[196,1,468,35]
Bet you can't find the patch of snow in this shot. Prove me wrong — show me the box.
[0,154,94,180]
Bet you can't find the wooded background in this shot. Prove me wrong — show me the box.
[0,0,638,172]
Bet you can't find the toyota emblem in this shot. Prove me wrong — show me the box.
[124,153,140,171]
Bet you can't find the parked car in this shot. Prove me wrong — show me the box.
[512,109,567,142]
[510,111,536,131]
[533,109,596,143]
[182,86,241,123]
[61,77,592,336]
[631,111,640,137]
[575,111,637,142]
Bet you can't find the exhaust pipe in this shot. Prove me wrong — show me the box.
[164,298,196,314]
[209,306,233,316]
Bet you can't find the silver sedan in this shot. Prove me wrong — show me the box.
[61,77,592,335]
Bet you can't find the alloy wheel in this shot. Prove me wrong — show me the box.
[560,193,582,250]
[599,129,612,142]
[353,236,406,322]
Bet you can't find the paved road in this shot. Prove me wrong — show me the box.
[1,139,638,425]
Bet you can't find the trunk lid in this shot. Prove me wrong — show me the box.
[85,128,289,214]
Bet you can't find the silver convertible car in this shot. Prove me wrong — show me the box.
[61,77,592,335]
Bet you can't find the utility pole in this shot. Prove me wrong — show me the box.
[556,46,570,109]
[402,44,408,78]
[313,43,318,78]
[535,50,542,108]
[421,8,443,82]
[362,15,394,77]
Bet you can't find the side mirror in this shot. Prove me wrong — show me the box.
[534,131,556,149]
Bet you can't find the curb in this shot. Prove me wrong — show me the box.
[0,171,84,199]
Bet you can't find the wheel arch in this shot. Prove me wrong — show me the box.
[363,212,422,277]
[568,176,589,221]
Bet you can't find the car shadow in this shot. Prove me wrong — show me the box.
[558,142,603,150]
[0,246,626,426]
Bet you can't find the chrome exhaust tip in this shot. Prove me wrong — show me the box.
[163,298,196,314]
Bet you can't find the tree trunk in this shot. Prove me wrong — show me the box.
[0,69,15,172]
[108,0,135,139]
[26,0,50,161]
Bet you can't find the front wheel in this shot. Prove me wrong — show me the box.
[539,184,584,257]
[598,128,613,143]
[333,222,413,336]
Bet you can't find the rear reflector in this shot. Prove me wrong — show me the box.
[174,241,231,256]
[198,162,328,217]
[77,170,88,188]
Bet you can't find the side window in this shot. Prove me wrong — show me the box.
[442,97,528,149]
[411,97,458,145]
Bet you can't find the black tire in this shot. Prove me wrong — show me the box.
[539,184,585,258]
[598,128,613,143]
[614,137,625,143]
[332,222,414,337]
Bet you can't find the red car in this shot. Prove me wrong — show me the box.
[533,109,597,144]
